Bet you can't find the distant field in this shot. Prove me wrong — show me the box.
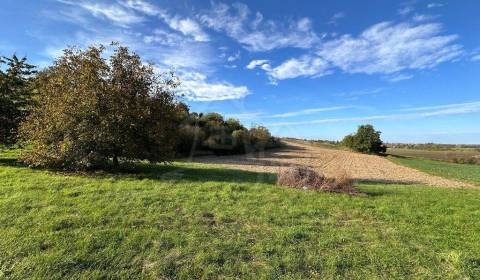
[387,148,480,164]
[389,156,480,186]
[1,150,480,279]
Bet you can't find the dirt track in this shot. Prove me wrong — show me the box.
[191,141,473,188]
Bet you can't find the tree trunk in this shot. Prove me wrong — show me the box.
[113,154,119,168]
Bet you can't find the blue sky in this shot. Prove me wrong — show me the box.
[2,0,480,143]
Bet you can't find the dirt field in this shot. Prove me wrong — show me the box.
[190,141,473,188]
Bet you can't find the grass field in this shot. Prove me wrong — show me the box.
[1,150,480,279]
[389,156,480,186]
[387,148,480,164]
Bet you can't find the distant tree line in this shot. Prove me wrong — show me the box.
[0,44,279,170]
[176,110,279,156]
[387,143,480,151]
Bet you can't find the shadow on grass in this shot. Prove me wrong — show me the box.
[0,158,21,167]
[0,156,278,185]
[126,162,278,185]
[356,178,420,186]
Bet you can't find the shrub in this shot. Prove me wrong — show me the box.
[231,129,249,153]
[20,44,179,170]
[249,126,272,150]
[174,110,278,156]
[176,125,206,156]
[342,124,386,154]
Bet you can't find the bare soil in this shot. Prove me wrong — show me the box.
[190,141,473,188]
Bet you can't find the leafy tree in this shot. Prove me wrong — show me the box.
[249,126,272,150]
[342,124,386,154]
[0,54,35,146]
[225,118,245,133]
[20,44,180,170]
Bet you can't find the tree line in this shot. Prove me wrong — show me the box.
[0,44,278,170]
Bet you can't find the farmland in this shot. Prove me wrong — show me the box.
[387,147,480,164]
[192,141,472,188]
[1,148,480,279]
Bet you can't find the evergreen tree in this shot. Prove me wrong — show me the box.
[0,54,35,146]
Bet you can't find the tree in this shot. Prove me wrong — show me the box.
[249,126,272,150]
[0,54,35,146]
[20,44,180,170]
[341,124,386,154]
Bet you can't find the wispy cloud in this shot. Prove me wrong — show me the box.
[270,106,350,118]
[336,88,384,98]
[267,101,480,126]
[198,2,321,51]
[387,73,414,82]
[427,3,444,8]
[227,51,240,62]
[123,0,209,42]
[262,20,462,83]
[57,0,144,26]
[328,12,345,25]
[246,59,270,69]
[224,112,264,120]
[398,6,414,16]
[399,101,480,112]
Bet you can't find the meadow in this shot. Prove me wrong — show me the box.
[1,149,480,279]
[389,155,480,186]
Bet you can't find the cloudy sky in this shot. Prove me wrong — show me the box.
[2,0,480,143]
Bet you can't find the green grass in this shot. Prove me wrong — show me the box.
[389,155,480,186]
[1,152,480,279]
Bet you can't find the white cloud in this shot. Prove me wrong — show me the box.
[319,22,462,74]
[260,20,462,83]
[123,0,209,42]
[328,12,345,25]
[227,51,240,62]
[199,2,320,51]
[387,73,414,82]
[267,55,330,80]
[179,72,250,101]
[224,112,264,120]
[246,59,269,69]
[398,6,414,16]
[270,106,350,118]
[267,101,480,126]
[122,0,161,16]
[427,3,444,8]
[58,0,144,26]
[162,16,210,42]
[336,88,384,98]
[143,29,185,46]
[399,101,480,112]
[472,54,480,61]
[412,14,439,22]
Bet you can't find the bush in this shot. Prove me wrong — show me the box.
[231,129,249,153]
[176,125,206,156]
[174,111,278,156]
[20,44,179,170]
[249,126,273,150]
[342,124,386,154]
